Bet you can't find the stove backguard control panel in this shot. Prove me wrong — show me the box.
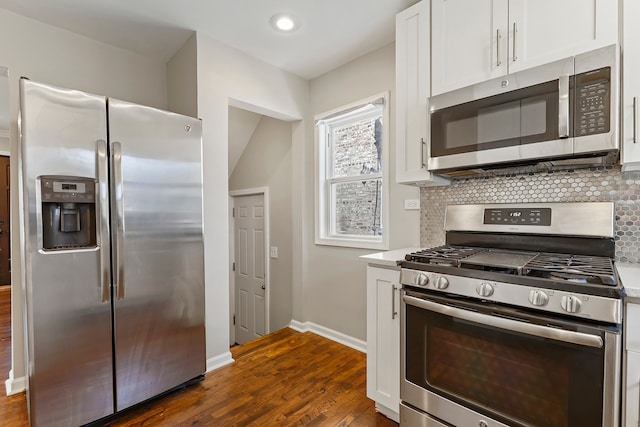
[483,207,552,226]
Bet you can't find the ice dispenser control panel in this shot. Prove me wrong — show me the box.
[40,176,97,250]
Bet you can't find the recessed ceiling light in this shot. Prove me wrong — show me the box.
[270,13,300,32]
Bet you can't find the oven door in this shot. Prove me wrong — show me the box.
[401,290,621,427]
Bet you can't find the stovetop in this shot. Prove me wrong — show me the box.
[401,245,623,324]
[401,203,623,323]
[405,245,617,288]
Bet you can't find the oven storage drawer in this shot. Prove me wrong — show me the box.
[400,403,450,427]
[402,291,621,427]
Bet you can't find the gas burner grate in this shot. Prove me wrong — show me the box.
[405,246,484,267]
[524,253,617,286]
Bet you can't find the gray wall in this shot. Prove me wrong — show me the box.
[229,115,293,332]
[167,34,198,118]
[195,33,307,362]
[303,42,421,341]
[0,136,8,153]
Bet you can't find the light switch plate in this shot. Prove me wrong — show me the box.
[270,246,278,258]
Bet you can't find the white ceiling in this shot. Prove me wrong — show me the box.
[0,0,419,79]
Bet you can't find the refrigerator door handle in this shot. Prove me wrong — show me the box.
[97,139,111,303]
[111,141,125,299]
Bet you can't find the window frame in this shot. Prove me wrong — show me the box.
[314,92,390,250]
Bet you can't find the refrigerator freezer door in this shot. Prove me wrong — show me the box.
[19,79,114,426]
[108,99,205,411]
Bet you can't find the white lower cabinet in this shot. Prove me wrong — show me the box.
[366,265,400,422]
[625,303,640,426]
[625,351,640,427]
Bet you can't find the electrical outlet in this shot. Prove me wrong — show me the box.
[404,199,420,210]
[270,246,278,258]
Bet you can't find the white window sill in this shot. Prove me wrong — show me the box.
[315,236,388,251]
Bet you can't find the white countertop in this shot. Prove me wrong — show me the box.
[618,262,640,300]
[359,247,422,268]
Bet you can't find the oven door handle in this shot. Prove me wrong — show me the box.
[403,295,604,349]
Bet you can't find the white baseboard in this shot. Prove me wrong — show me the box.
[4,369,26,396]
[4,355,233,396]
[205,351,234,373]
[289,320,367,353]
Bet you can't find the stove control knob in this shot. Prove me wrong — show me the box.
[561,295,582,313]
[434,276,449,290]
[476,282,494,297]
[528,290,549,307]
[415,273,429,287]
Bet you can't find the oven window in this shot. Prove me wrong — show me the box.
[431,80,561,157]
[405,303,604,427]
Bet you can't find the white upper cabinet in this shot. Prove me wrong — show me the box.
[508,0,617,73]
[621,0,640,170]
[431,0,508,96]
[395,1,449,186]
[431,0,618,96]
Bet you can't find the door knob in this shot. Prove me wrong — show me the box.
[261,284,265,290]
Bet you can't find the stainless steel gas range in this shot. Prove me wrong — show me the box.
[400,203,623,427]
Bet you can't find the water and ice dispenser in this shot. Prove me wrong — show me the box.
[40,176,97,250]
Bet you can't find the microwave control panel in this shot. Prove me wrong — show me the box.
[574,67,610,137]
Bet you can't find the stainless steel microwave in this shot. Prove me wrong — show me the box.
[428,44,619,175]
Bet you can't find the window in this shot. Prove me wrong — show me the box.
[315,93,389,249]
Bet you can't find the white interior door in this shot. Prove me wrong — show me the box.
[234,194,266,344]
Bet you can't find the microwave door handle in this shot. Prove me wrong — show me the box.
[558,75,570,138]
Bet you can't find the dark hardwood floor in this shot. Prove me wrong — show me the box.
[0,286,29,426]
[0,287,397,427]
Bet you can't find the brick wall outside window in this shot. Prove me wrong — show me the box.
[332,117,382,236]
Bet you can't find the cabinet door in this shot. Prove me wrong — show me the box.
[366,266,401,416]
[396,1,449,186]
[621,0,640,170]
[508,0,618,73]
[431,0,508,96]
[626,351,640,427]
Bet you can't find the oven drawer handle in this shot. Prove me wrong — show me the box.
[403,295,604,349]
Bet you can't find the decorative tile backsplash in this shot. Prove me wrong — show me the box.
[420,165,640,263]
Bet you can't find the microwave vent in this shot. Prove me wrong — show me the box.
[433,151,619,180]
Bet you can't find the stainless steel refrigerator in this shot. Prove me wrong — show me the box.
[19,78,206,426]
